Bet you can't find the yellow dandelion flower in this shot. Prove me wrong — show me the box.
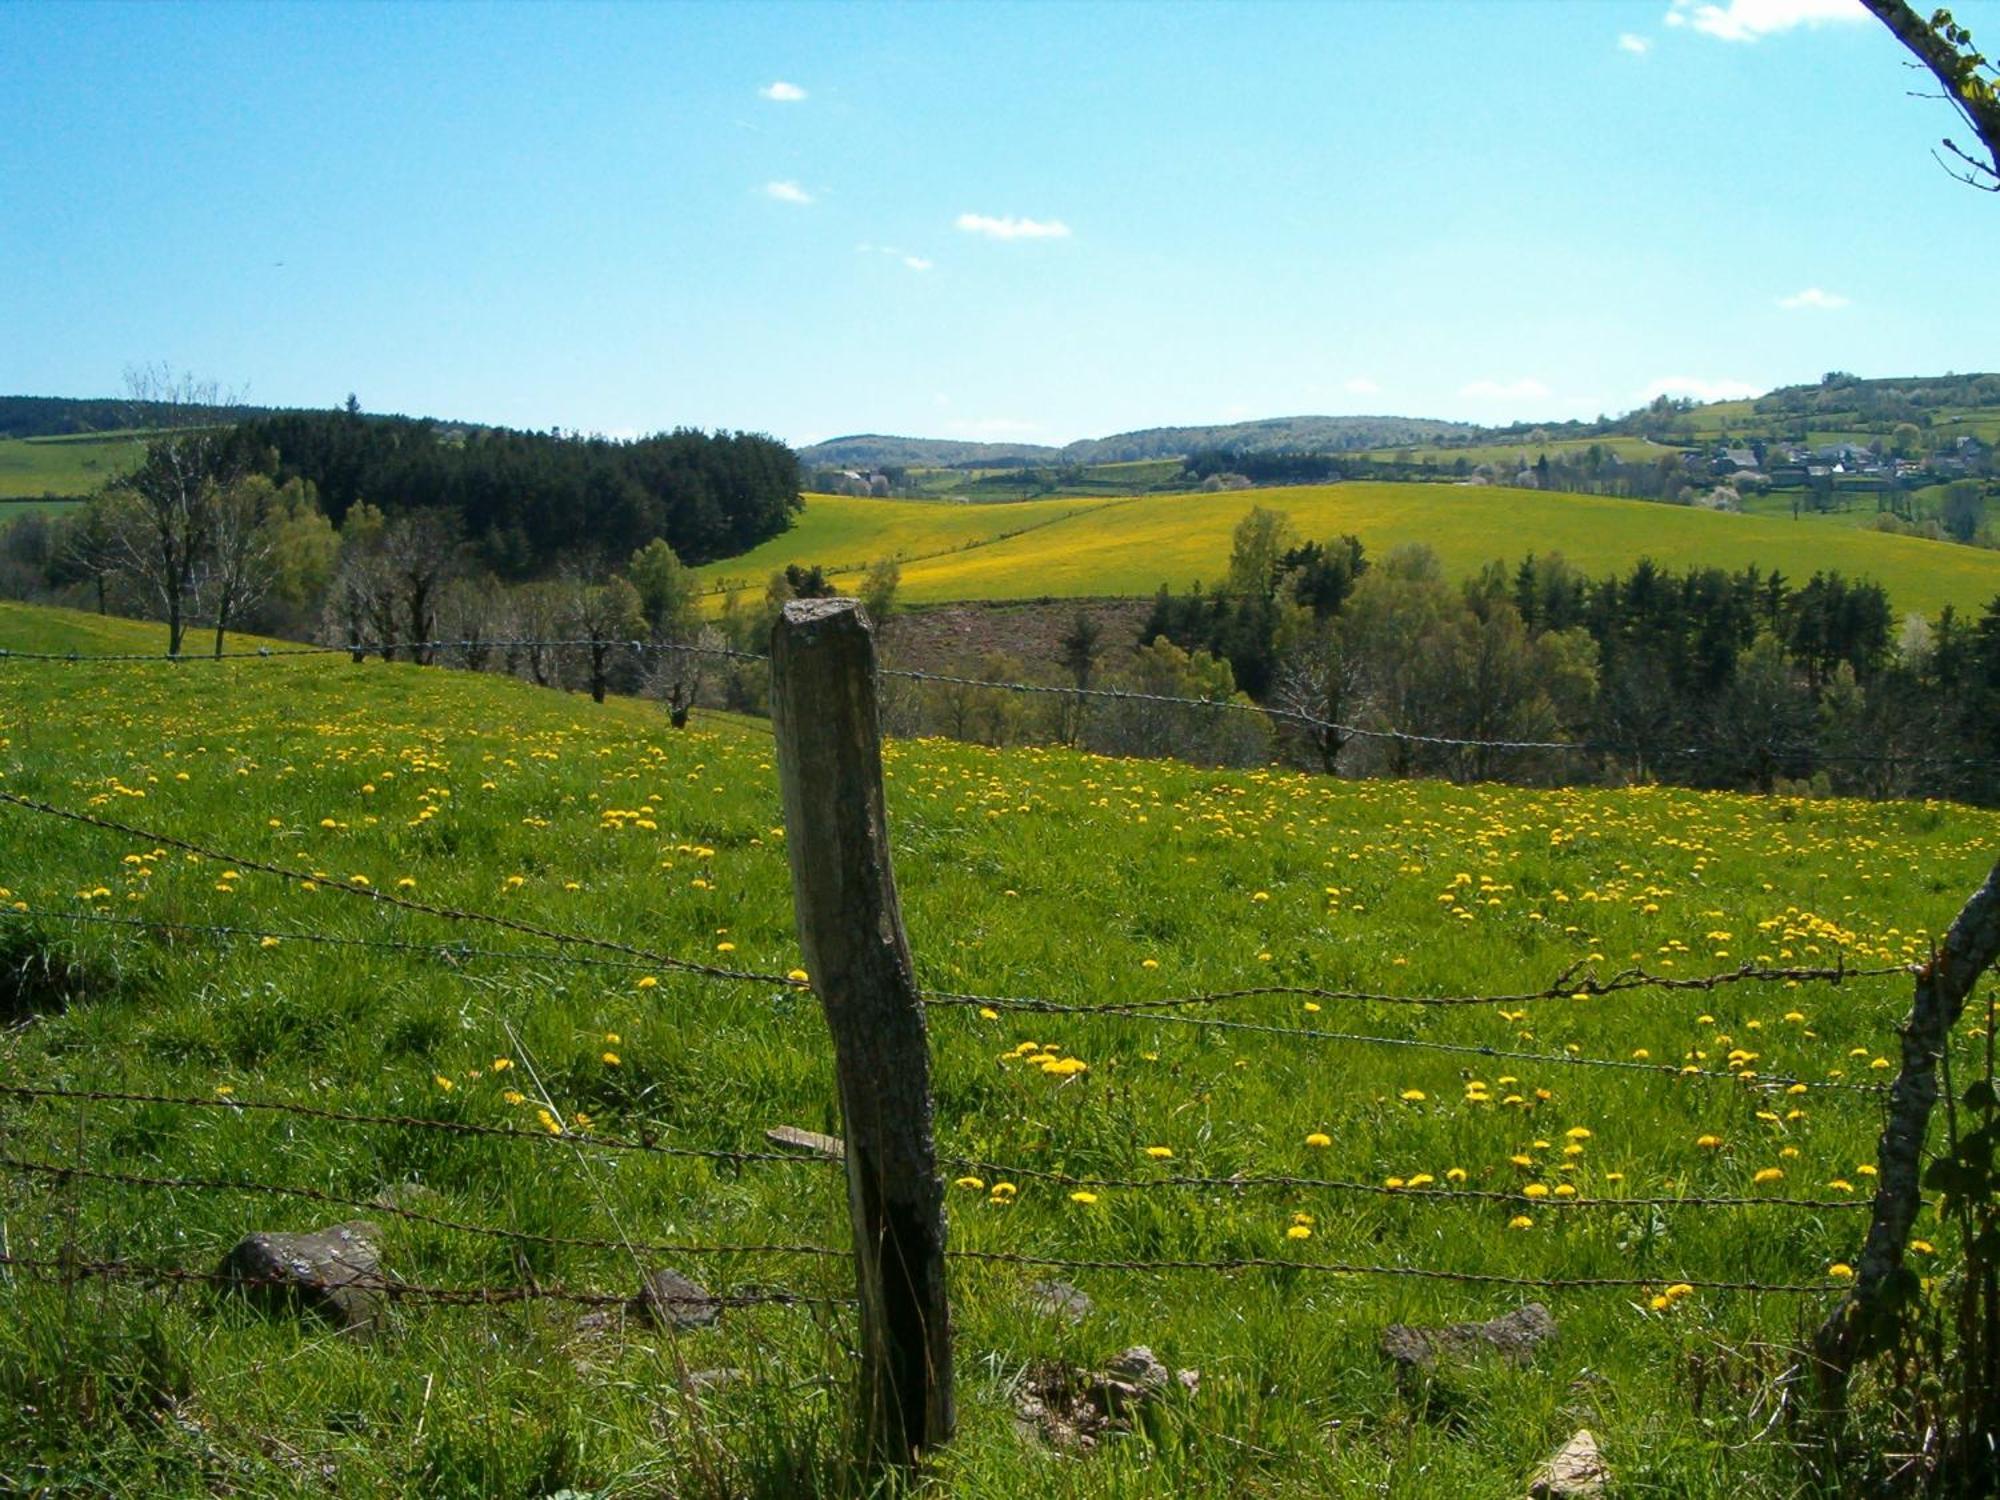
[1144,1146,1174,1160]
[953,1176,986,1191]
[1305,1132,1332,1148]
[636,976,658,990]
[1508,1215,1534,1230]
[1287,1224,1312,1240]
[1068,1191,1099,1205]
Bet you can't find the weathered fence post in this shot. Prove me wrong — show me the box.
[768,598,955,1466]
[1815,856,2000,1409]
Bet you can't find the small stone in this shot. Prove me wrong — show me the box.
[633,1268,722,1329]
[1027,1279,1093,1323]
[679,1367,746,1393]
[1381,1303,1557,1371]
[1530,1428,1609,1498]
[219,1220,387,1336]
[764,1126,844,1161]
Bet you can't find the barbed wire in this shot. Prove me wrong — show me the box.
[0,1155,849,1265]
[1,904,1908,1022]
[940,1157,1871,1212]
[0,789,806,989]
[0,906,680,974]
[0,1083,835,1167]
[0,907,1891,1096]
[925,956,1909,1016]
[0,1253,845,1310]
[945,1246,1841,1295]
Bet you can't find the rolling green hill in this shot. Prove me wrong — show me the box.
[697,482,2000,618]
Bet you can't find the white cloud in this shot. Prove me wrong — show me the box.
[764,180,813,205]
[1460,377,1552,401]
[954,212,1072,241]
[1642,375,1763,402]
[759,81,806,102]
[1342,377,1381,396]
[858,243,934,271]
[1618,32,1653,52]
[1778,285,1851,310]
[1664,0,1864,43]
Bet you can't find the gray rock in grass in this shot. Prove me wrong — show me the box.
[219,1220,388,1336]
[1380,1302,1557,1371]
[633,1268,723,1329]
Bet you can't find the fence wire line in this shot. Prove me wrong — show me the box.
[0,908,1889,1096]
[0,788,807,989]
[0,1155,849,1265]
[2,904,1908,1021]
[0,1253,845,1311]
[0,1088,1864,1216]
[0,905,691,974]
[926,956,1910,1015]
[5,632,1989,770]
[0,1082,832,1167]
[945,1247,1840,1295]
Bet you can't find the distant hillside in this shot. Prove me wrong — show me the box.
[1059,414,1477,464]
[800,434,1060,469]
[800,415,1478,471]
[0,394,272,439]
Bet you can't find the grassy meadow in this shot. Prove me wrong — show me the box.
[0,431,145,500]
[0,600,1992,1496]
[698,482,2000,619]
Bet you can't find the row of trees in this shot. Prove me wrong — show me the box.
[239,410,799,572]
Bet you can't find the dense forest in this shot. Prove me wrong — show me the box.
[237,412,799,571]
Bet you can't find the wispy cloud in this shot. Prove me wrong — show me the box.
[954,212,1072,241]
[1618,32,1653,53]
[1778,285,1851,310]
[1460,377,1551,401]
[764,180,813,205]
[759,80,806,102]
[1642,375,1763,402]
[1664,0,1864,42]
[858,243,934,271]
[1342,377,1381,396]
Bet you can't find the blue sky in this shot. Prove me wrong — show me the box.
[1,0,1994,447]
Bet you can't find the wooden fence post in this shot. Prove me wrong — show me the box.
[1815,856,2000,1409]
[768,598,955,1466]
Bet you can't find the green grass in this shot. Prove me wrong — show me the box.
[0,599,1989,1495]
[0,432,145,500]
[704,481,2000,618]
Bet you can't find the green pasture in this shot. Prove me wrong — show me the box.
[0,599,1989,1495]
[0,432,144,500]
